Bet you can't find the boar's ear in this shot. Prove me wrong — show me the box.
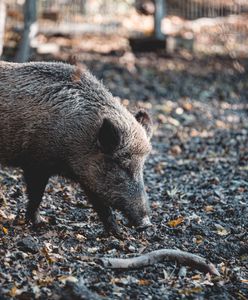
[135,110,153,139]
[98,118,120,154]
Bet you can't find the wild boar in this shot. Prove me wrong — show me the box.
[0,61,153,236]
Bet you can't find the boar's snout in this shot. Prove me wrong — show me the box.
[139,216,152,228]
[131,214,152,230]
[124,189,151,229]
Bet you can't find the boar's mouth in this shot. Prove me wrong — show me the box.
[126,214,152,229]
[85,189,152,230]
[136,216,152,229]
[112,198,151,229]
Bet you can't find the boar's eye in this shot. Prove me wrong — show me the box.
[98,118,120,154]
[123,153,132,160]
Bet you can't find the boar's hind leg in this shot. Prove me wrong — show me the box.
[23,168,49,226]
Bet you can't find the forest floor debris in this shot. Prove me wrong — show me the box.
[0,38,248,299]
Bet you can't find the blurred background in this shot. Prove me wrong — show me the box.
[1,0,247,102]
[1,0,248,62]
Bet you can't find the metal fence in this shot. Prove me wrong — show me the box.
[5,0,248,24]
[3,0,248,57]
[5,0,134,21]
[166,0,248,19]
[5,0,135,36]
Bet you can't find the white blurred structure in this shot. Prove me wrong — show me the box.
[0,0,6,57]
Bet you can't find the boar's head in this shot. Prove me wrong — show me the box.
[83,109,153,229]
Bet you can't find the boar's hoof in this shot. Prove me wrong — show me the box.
[31,219,48,230]
[26,212,47,229]
[110,229,123,240]
[104,224,122,239]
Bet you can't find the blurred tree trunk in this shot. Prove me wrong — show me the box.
[15,0,38,62]
[0,0,6,57]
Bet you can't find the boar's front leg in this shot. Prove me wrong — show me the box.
[23,167,49,226]
[86,191,120,237]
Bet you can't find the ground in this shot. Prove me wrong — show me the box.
[0,39,248,299]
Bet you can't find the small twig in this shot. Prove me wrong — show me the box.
[98,249,220,276]
[168,263,177,279]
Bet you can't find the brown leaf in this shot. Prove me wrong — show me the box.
[168,216,184,227]
[240,279,248,283]
[191,274,201,280]
[215,224,229,236]
[138,279,151,286]
[8,286,17,298]
[179,287,203,295]
[170,145,182,156]
[2,226,8,235]
[204,205,214,212]
[182,101,193,111]
[58,275,78,284]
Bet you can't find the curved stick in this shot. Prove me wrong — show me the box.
[100,249,220,276]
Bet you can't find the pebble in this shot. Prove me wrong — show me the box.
[17,236,39,254]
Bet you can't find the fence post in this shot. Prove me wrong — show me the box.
[15,0,38,62]
[154,0,166,40]
[0,0,6,58]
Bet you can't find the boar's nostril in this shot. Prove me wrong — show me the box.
[136,216,152,231]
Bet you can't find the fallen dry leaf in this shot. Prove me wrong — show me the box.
[179,287,203,295]
[168,217,184,227]
[191,274,201,280]
[138,279,151,286]
[58,275,78,284]
[170,145,182,156]
[204,205,214,212]
[2,226,8,235]
[182,101,193,111]
[8,286,17,298]
[215,224,229,236]
[194,235,203,244]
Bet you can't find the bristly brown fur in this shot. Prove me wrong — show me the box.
[0,60,153,234]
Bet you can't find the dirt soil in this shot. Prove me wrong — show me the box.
[0,41,248,299]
